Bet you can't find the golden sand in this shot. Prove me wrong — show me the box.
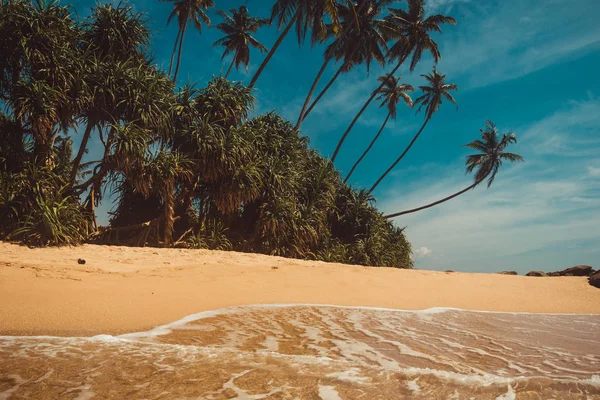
[0,242,598,336]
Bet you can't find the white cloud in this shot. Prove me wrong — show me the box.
[379,97,600,273]
[588,166,600,178]
[414,247,433,259]
[426,0,472,13]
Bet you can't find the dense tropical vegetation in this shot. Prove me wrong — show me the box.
[0,0,522,270]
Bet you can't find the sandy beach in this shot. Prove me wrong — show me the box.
[1,242,599,336]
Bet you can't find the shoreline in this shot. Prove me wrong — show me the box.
[1,242,599,336]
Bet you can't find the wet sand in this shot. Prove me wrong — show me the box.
[0,242,599,336]
[2,305,600,398]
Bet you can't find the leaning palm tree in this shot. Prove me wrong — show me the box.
[248,0,341,88]
[163,0,213,82]
[344,74,413,183]
[368,68,457,193]
[213,6,270,79]
[296,0,392,127]
[330,0,456,162]
[384,121,524,218]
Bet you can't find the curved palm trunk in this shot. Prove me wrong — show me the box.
[384,179,483,219]
[70,121,95,182]
[296,57,331,128]
[302,37,367,122]
[224,52,237,79]
[173,20,188,83]
[249,7,302,89]
[344,112,390,183]
[331,58,406,163]
[302,63,343,120]
[163,179,175,247]
[368,116,430,194]
[169,29,181,76]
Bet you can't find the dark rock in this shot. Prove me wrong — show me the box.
[77,258,86,265]
[444,270,454,273]
[589,272,600,288]
[526,270,547,277]
[498,271,518,275]
[561,265,593,276]
[547,265,594,277]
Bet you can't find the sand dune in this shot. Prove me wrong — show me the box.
[0,242,598,336]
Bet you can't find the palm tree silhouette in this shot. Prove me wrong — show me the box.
[163,0,213,82]
[344,74,413,183]
[384,121,524,218]
[368,68,457,194]
[213,6,270,79]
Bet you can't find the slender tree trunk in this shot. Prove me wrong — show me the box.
[248,7,302,89]
[296,58,331,128]
[331,58,406,163]
[33,138,52,167]
[163,179,175,247]
[298,0,369,121]
[331,92,374,162]
[169,29,181,76]
[302,39,365,122]
[87,186,97,231]
[344,113,390,183]
[384,179,483,219]
[173,21,187,83]
[70,121,95,182]
[368,116,430,194]
[302,63,344,120]
[224,52,236,79]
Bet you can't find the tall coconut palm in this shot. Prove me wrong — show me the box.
[344,74,413,183]
[384,121,524,218]
[330,0,456,163]
[368,68,457,193]
[296,0,392,128]
[248,0,341,88]
[163,0,213,83]
[213,6,270,79]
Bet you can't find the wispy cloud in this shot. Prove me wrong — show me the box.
[379,97,600,273]
[426,0,472,13]
[589,166,600,178]
[436,0,600,89]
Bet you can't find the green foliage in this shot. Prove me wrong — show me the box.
[0,0,477,270]
[184,218,233,251]
[0,164,89,246]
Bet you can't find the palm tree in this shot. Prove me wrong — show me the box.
[5,0,80,166]
[213,6,270,79]
[344,74,413,183]
[330,0,456,162]
[248,0,340,88]
[384,121,524,218]
[143,151,192,246]
[163,0,213,83]
[368,68,457,194]
[72,3,151,181]
[296,0,392,127]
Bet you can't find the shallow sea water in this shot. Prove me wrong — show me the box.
[1,305,599,399]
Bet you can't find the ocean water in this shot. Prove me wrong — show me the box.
[1,305,599,399]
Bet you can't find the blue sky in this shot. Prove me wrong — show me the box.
[72,0,600,273]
